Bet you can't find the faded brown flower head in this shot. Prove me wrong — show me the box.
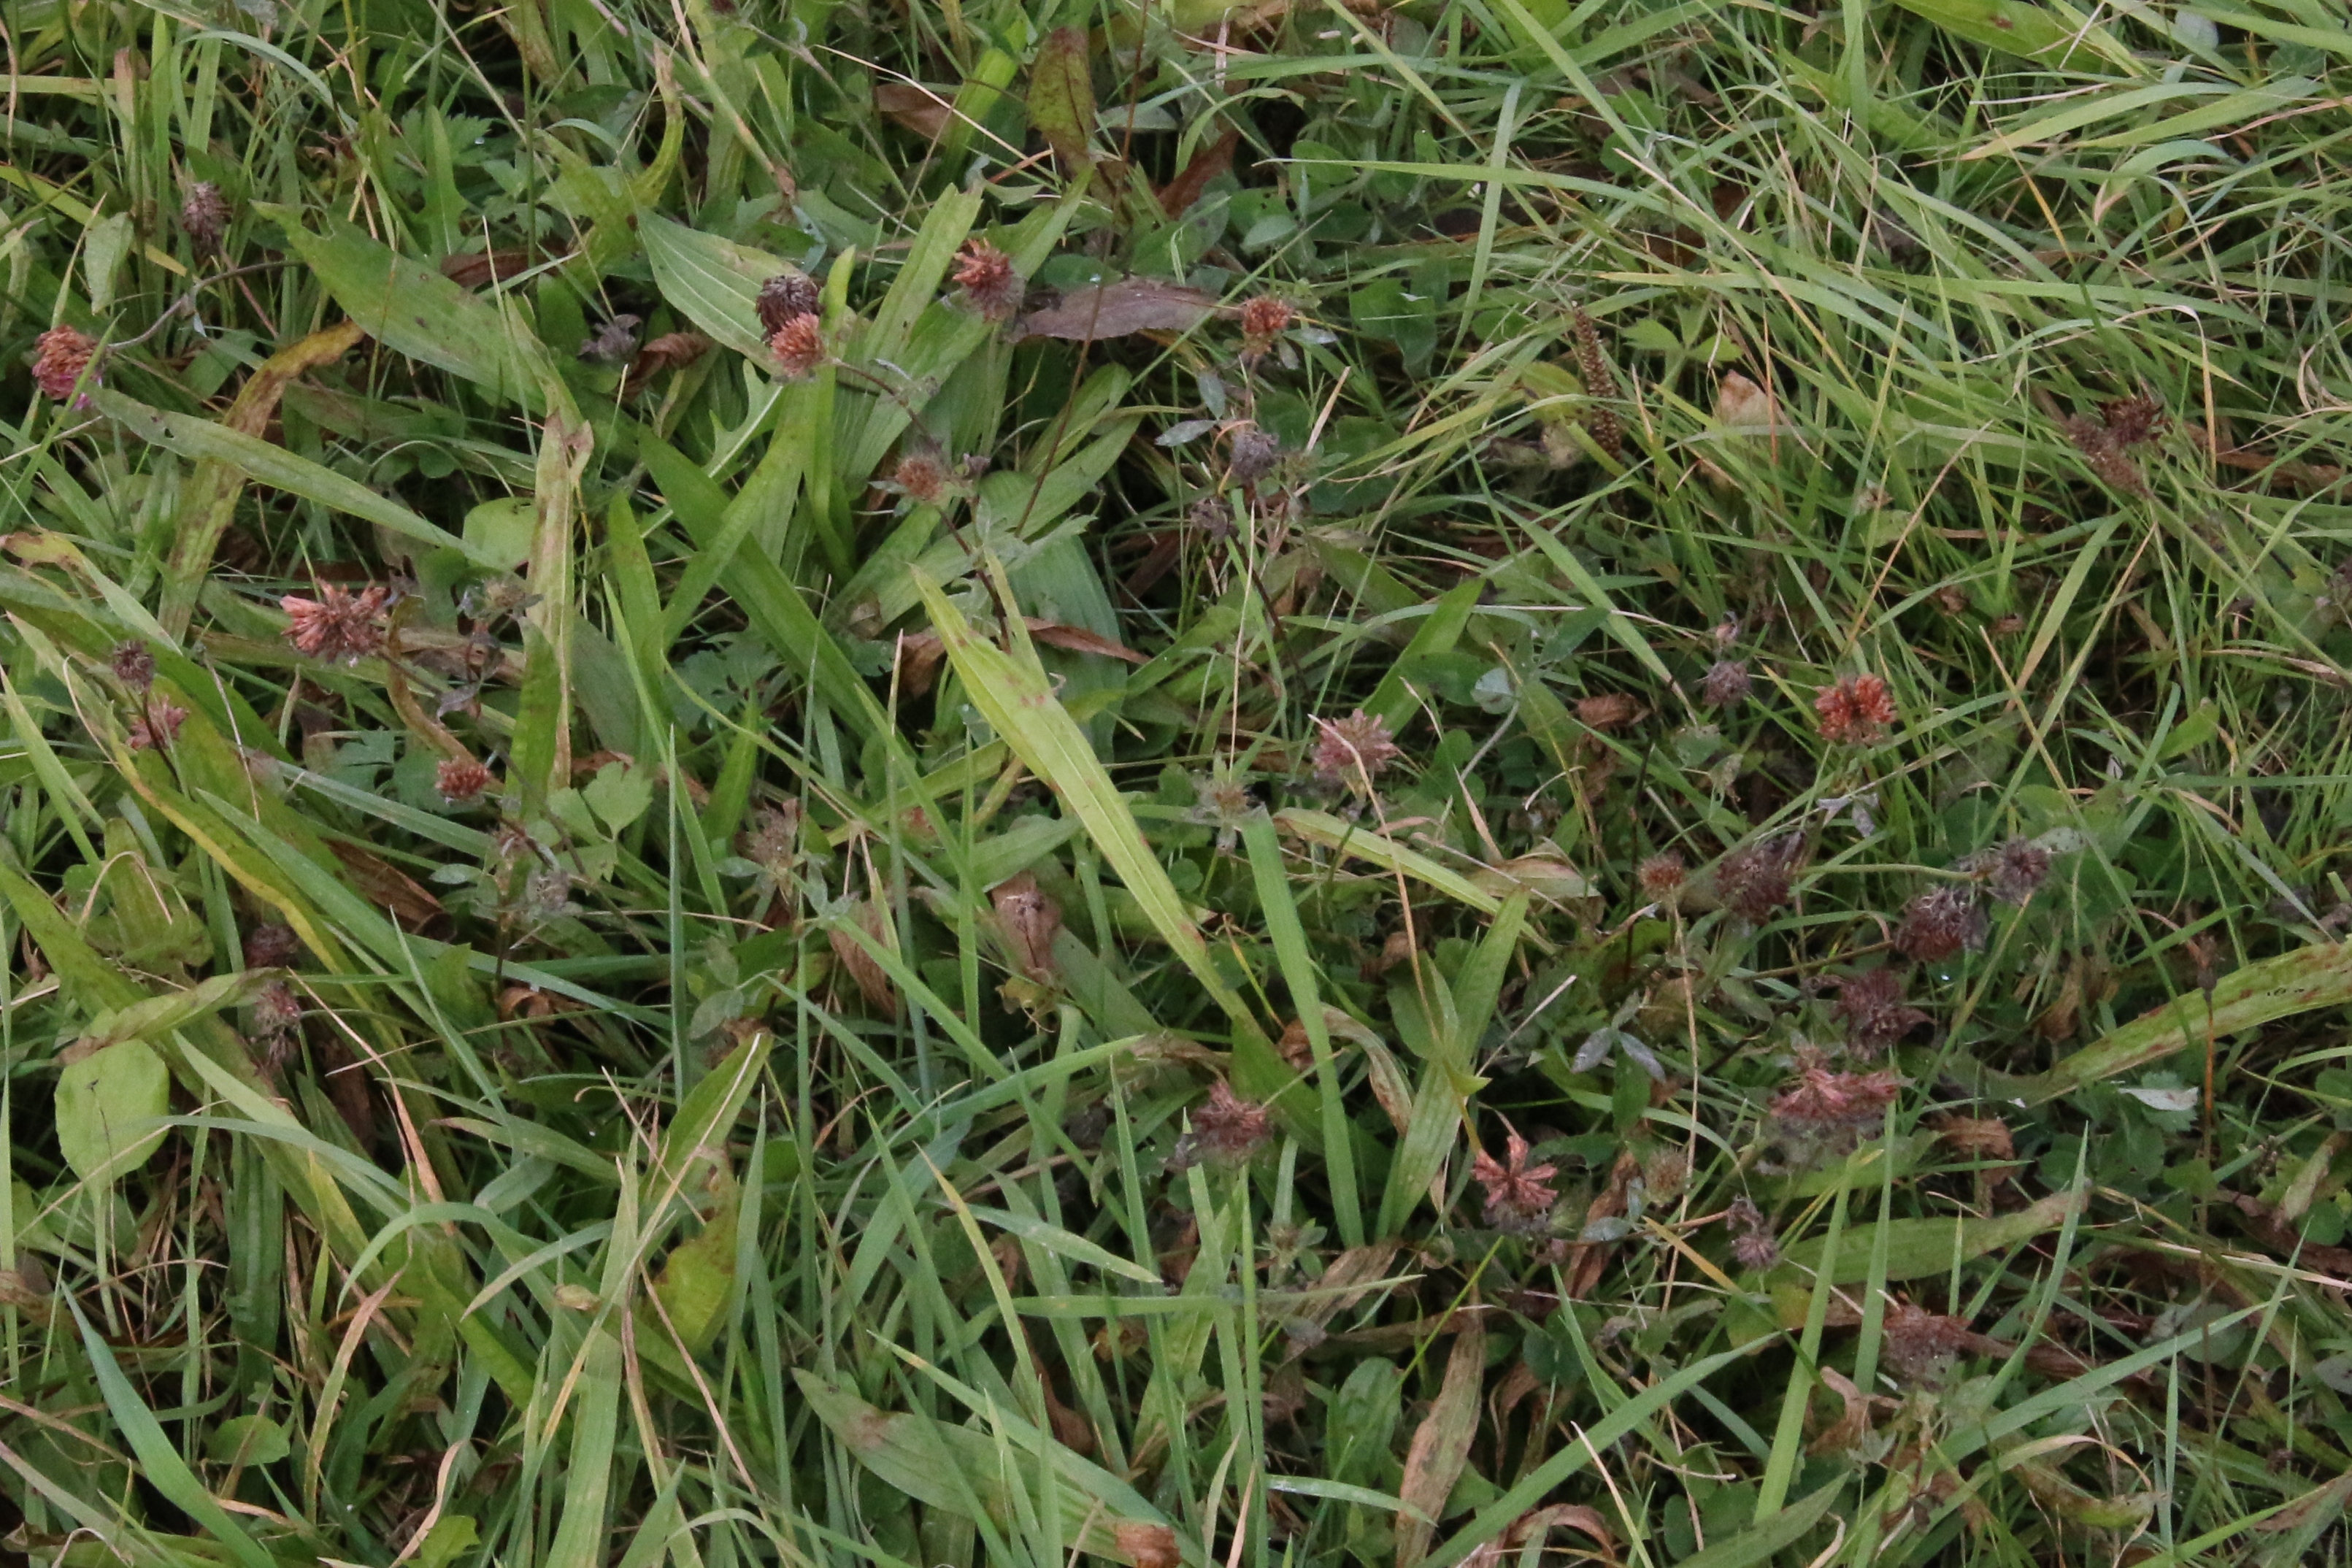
[1470,1130,1559,1234]
[1189,770,1256,848]
[578,313,642,364]
[1896,885,1986,963]
[990,872,1062,983]
[890,450,950,507]
[1637,852,1686,902]
[1978,838,2051,905]
[1769,1053,1906,1135]
[437,757,493,804]
[1578,693,1639,730]
[252,980,304,1058]
[1715,837,1802,923]
[756,270,821,335]
[1227,426,1281,485]
[33,326,99,404]
[280,583,389,664]
[743,804,802,872]
[1311,710,1402,791]
[827,899,898,1011]
[1723,1194,1778,1269]
[110,641,155,690]
[2061,413,2146,496]
[1700,658,1751,709]
[1882,1301,1973,1385]
[2100,392,2169,449]
[244,923,300,970]
[769,314,826,379]
[1570,307,1623,460]
[1172,1080,1273,1169]
[1238,295,1294,361]
[1832,967,1929,1057]
[952,239,1023,322]
[1814,673,1898,744]
[182,182,229,257]
[126,699,188,751]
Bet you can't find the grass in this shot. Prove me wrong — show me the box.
[6,0,2352,1564]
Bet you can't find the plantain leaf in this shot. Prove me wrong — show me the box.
[56,1039,171,1186]
[1026,28,1096,174]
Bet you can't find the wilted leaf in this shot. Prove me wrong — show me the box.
[1028,28,1096,174]
[1018,277,1222,342]
[1715,371,1774,428]
[876,81,956,139]
[56,1039,170,1185]
[623,331,712,397]
[1158,126,1239,216]
[1396,1321,1483,1567]
[440,248,547,289]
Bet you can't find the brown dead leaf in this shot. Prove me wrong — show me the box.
[1018,277,1223,342]
[1025,618,1150,664]
[624,331,712,397]
[827,899,898,1011]
[1715,370,1774,428]
[1808,1365,1896,1456]
[440,249,547,289]
[326,839,445,932]
[1507,1504,1616,1562]
[990,872,1062,981]
[875,81,956,140]
[1109,1522,1180,1568]
[1158,126,1238,217]
[1396,1319,1484,1568]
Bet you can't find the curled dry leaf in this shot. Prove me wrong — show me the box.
[1715,370,1775,428]
[1018,277,1223,342]
[827,900,898,1011]
[1109,1522,1179,1568]
[875,81,956,139]
[624,331,713,396]
[989,872,1062,981]
[1158,126,1238,217]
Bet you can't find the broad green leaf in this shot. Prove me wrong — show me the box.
[77,971,277,1054]
[1272,810,1502,914]
[1888,0,2137,69]
[1775,1189,2083,1292]
[2022,942,2352,1102]
[1027,28,1096,173]
[262,207,553,405]
[56,1039,171,1186]
[639,212,793,361]
[207,1415,291,1467]
[92,390,493,568]
[1677,1480,1843,1568]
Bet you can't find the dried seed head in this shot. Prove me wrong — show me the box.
[252,980,304,1042]
[2099,392,2169,448]
[110,641,155,690]
[436,757,493,804]
[1171,1080,1273,1169]
[769,314,826,379]
[523,866,578,923]
[1699,658,1751,709]
[578,313,642,364]
[1570,307,1622,460]
[280,583,390,664]
[1715,837,1802,923]
[1979,838,2051,905]
[126,699,188,751]
[1637,852,1686,902]
[1577,693,1639,730]
[33,326,99,404]
[1227,426,1281,485]
[1723,1195,1779,1268]
[1769,1053,1906,1134]
[1311,710,1403,791]
[1470,1130,1559,1234]
[245,923,300,969]
[2061,412,2148,496]
[1238,295,1294,361]
[891,450,950,507]
[756,270,821,334]
[1931,1114,2015,1163]
[1188,771,1256,848]
[1814,674,1898,745]
[743,804,802,872]
[952,239,1023,322]
[1895,885,1986,963]
[182,182,229,257]
[1832,966,1929,1057]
